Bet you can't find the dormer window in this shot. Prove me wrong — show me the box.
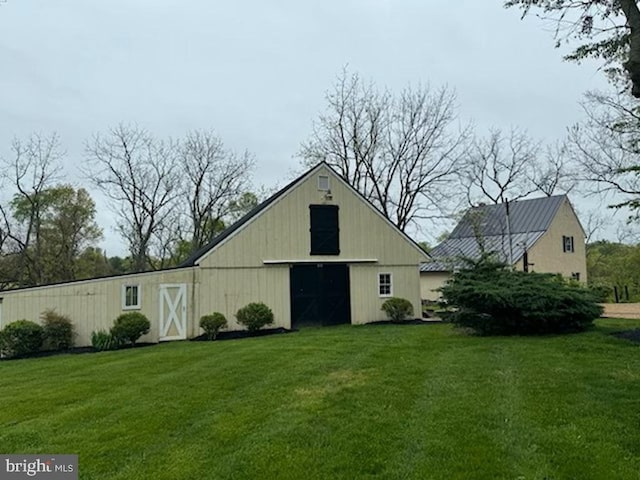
[318,175,330,191]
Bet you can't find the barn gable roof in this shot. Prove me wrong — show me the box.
[181,161,430,266]
[422,195,580,272]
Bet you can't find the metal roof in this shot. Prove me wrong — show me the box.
[420,231,545,272]
[422,195,569,272]
[449,195,566,238]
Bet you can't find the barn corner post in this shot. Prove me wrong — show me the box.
[190,267,198,339]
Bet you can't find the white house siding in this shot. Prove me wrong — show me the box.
[0,268,196,347]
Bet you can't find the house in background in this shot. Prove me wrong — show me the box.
[421,195,587,301]
[0,162,429,347]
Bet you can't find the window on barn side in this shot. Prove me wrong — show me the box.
[571,272,581,282]
[310,205,340,255]
[122,284,141,310]
[378,273,392,297]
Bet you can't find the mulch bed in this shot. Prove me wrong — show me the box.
[365,318,442,326]
[612,329,640,344]
[190,327,296,342]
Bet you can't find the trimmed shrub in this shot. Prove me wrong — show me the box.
[110,312,150,346]
[41,309,75,351]
[236,302,274,333]
[200,312,227,340]
[0,320,44,357]
[381,297,414,322]
[91,330,120,351]
[440,259,603,335]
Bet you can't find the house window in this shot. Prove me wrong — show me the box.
[318,175,330,191]
[122,284,141,310]
[562,235,575,253]
[310,205,340,255]
[571,272,581,282]
[378,273,392,297]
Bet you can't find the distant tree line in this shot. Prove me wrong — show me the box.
[587,240,640,302]
[0,128,256,290]
[4,67,640,291]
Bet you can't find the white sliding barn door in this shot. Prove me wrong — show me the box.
[159,284,187,341]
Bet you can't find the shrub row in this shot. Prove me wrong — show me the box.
[0,310,75,358]
[199,302,275,339]
[2,300,275,356]
[91,312,151,351]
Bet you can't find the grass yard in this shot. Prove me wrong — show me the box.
[2,319,640,480]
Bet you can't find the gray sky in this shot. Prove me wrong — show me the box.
[0,1,612,255]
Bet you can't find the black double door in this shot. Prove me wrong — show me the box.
[290,264,351,328]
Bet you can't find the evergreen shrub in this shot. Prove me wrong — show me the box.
[440,259,603,335]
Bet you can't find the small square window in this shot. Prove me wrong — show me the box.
[378,273,392,297]
[318,175,330,191]
[571,272,581,281]
[122,284,141,310]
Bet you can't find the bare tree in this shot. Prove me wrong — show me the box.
[461,127,539,205]
[566,91,640,217]
[580,208,610,243]
[530,142,577,197]
[85,124,179,272]
[300,70,469,232]
[0,133,63,286]
[179,130,254,251]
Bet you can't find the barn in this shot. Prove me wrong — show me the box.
[0,162,430,346]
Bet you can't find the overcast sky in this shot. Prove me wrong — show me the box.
[0,1,614,255]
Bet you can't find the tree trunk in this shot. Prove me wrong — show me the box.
[620,0,640,97]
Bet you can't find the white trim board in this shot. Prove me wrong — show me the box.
[263,259,378,265]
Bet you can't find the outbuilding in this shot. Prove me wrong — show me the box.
[421,195,587,301]
[0,162,429,346]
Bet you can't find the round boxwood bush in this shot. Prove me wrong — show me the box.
[110,312,150,346]
[200,312,228,340]
[41,309,75,351]
[236,302,274,333]
[0,319,44,357]
[440,258,603,335]
[381,297,414,322]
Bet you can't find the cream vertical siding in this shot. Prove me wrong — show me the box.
[420,272,451,301]
[196,165,428,328]
[0,268,197,347]
[197,266,291,330]
[198,166,427,269]
[349,265,422,324]
[0,165,429,344]
[526,199,587,281]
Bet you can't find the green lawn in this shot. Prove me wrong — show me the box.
[2,319,640,480]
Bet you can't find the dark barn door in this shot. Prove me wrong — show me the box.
[290,264,351,328]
